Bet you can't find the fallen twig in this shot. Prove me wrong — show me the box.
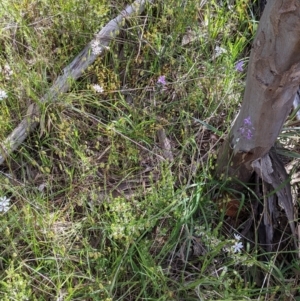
[0,0,153,165]
[157,128,174,162]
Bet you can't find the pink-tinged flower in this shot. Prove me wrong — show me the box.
[235,60,244,72]
[157,75,166,85]
[238,116,254,140]
[243,116,252,126]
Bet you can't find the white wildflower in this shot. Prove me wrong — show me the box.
[0,89,8,100]
[92,84,104,93]
[214,45,227,58]
[91,40,102,55]
[0,196,10,212]
[234,233,241,241]
[232,241,243,253]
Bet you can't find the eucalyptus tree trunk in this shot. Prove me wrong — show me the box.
[217,0,300,183]
[216,0,300,243]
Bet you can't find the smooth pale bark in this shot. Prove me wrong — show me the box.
[217,0,300,182]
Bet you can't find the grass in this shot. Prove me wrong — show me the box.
[0,0,299,300]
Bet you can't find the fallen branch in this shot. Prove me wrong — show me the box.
[0,0,153,165]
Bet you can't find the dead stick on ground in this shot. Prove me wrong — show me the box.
[0,0,153,165]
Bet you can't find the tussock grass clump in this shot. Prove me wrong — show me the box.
[0,0,299,300]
